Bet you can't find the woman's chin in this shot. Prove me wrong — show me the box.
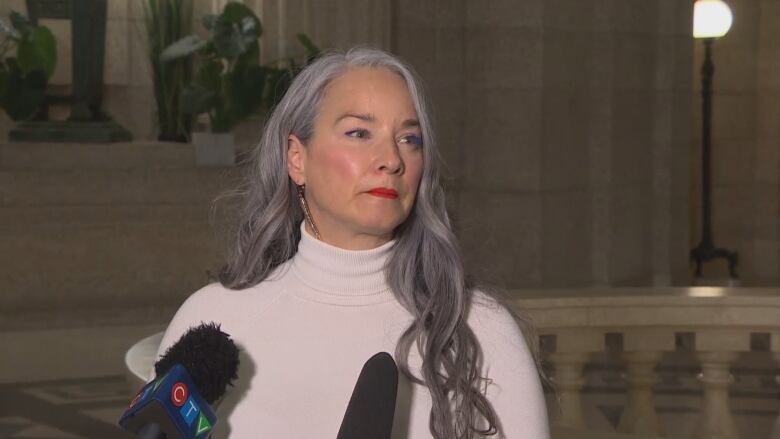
[355,220,402,240]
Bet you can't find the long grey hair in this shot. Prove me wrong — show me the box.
[218,47,536,438]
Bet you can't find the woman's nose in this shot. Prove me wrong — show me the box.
[376,138,403,174]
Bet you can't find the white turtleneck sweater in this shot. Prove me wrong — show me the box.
[155,223,549,438]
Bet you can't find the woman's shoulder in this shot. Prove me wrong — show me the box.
[467,289,537,365]
[466,295,549,436]
[168,263,290,326]
[162,283,240,339]
[177,272,289,318]
[176,282,235,314]
[468,291,522,336]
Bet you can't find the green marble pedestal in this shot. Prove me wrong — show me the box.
[14,0,134,143]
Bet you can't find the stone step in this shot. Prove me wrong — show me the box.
[0,167,241,206]
[0,304,177,333]
[1,141,199,170]
[0,204,233,227]
[0,322,169,383]
[0,207,227,312]
[0,141,244,331]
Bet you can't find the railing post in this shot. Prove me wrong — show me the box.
[769,334,780,439]
[618,351,664,435]
[546,330,602,429]
[548,351,589,428]
[693,330,748,439]
[617,329,673,436]
[694,351,740,439]
[773,375,780,439]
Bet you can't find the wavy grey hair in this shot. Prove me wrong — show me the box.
[218,47,537,438]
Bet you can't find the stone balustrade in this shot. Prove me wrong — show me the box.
[512,287,780,439]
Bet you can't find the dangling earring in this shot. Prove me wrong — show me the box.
[297,184,321,240]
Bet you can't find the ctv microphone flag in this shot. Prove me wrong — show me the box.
[119,363,216,438]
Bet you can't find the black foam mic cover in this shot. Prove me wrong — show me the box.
[154,322,240,406]
[336,352,399,439]
[118,322,240,439]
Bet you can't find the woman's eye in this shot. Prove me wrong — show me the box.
[398,134,423,147]
[345,129,369,139]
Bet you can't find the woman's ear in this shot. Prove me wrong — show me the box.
[287,134,306,185]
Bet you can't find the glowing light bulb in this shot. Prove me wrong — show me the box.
[693,0,733,39]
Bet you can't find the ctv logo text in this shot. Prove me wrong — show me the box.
[171,382,188,407]
[173,385,213,435]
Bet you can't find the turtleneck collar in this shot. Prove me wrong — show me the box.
[290,221,396,306]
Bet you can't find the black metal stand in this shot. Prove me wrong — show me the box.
[690,38,739,279]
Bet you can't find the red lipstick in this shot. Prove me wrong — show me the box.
[367,187,399,199]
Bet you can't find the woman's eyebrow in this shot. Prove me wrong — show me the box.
[401,119,420,129]
[333,113,420,129]
[334,112,375,125]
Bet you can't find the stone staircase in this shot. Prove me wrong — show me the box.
[0,142,243,381]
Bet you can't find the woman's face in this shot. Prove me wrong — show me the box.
[287,67,424,250]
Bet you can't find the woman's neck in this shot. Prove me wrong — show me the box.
[303,221,393,251]
[289,221,396,305]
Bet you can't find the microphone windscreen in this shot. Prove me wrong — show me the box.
[154,322,240,405]
[336,352,399,439]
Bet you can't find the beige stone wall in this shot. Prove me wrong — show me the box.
[691,0,780,285]
[6,1,777,287]
[395,0,693,288]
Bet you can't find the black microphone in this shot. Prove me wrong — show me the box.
[119,322,240,438]
[336,352,399,439]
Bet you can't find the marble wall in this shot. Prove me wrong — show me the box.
[1,1,776,287]
[690,0,780,285]
[395,0,694,288]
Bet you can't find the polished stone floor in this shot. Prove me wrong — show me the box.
[0,376,130,438]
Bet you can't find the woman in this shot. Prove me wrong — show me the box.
[156,47,549,438]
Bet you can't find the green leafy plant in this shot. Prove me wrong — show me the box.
[0,11,57,121]
[161,2,319,133]
[144,0,194,142]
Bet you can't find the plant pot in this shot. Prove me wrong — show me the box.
[192,131,235,166]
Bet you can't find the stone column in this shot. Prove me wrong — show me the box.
[617,351,664,435]
[547,330,602,429]
[548,351,589,428]
[617,329,674,435]
[694,351,740,439]
[768,333,780,439]
[693,330,749,439]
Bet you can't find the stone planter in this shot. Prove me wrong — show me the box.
[192,131,235,166]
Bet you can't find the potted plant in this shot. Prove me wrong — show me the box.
[161,2,318,166]
[0,11,57,122]
[143,0,194,142]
